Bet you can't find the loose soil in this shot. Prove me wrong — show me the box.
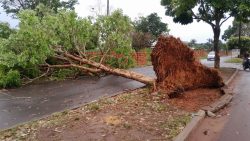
[0,68,236,141]
[168,88,222,112]
[167,68,235,112]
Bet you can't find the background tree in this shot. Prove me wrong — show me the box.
[205,38,214,51]
[134,13,169,45]
[131,32,152,51]
[0,0,78,15]
[227,36,250,55]
[161,0,250,68]
[188,39,197,48]
[222,20,250,41]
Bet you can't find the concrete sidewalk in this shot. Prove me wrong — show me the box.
[218,71,250,141]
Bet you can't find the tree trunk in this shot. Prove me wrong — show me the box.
[213,25,221,68]
[51,52,156,86]
[238,20,242,49]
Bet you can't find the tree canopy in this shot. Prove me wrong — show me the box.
[161,0,250,68]
[222,20,250,41]
[0,0,78,15]
[227,36,250,54]
[134,13,169,44]
[0,8,137,88]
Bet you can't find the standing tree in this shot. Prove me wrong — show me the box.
[134,13,169,45]
[222,20,250,51]
[0,0,78,15]
[188,39,197,48]
[161,0,250,68]
[222,21,239,41]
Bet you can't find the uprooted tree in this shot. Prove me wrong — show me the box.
[0,7,223,96]
[152,36,224,96]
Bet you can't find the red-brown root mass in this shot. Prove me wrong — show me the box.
[151,36,224,96]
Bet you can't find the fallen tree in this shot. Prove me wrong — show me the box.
[45,50,156,86]
[0,8,224,96]
[0,9,156,88]
[46,36,224,96]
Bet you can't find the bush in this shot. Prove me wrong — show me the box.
[0,70,21,88]
[96,10,135,69]
[51,69,78,80]
[106,47,136,69]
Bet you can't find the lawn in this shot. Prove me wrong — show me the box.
[224,57,242,63]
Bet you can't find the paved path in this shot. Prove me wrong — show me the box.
[218,71,250,141]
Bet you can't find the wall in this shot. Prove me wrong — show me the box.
[86,50,148,66]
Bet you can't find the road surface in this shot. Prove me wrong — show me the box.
[0,67,155,130]
[200,56,241,69]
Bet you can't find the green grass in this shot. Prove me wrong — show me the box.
[161,114,191,139]
[199,56,207,59]
[225,58,242,63]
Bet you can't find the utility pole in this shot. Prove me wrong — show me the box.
[107,0,110,16]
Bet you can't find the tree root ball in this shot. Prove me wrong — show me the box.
[151,36,224,96]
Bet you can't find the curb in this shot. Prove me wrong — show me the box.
[174,68,238,141]
[225,69,239,86]
[202,94,233,113]
[174,110,205,141]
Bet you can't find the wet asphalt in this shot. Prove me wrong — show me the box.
[218,71,250,141]
[0,57,240,130]
[0,66,155,130]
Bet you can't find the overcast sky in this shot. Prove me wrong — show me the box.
[75,0,233,43]
[0,0,233,43]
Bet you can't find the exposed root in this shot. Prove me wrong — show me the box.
[151,36,224,96]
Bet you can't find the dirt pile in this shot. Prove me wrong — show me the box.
[151,36,224,96]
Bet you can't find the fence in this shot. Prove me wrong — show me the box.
[86,50,148,66]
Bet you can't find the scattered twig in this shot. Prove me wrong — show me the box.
[22,67,50,85]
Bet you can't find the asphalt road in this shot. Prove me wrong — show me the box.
[0,66,155,130]
[0,56,241,130]
[200,56,242,69]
